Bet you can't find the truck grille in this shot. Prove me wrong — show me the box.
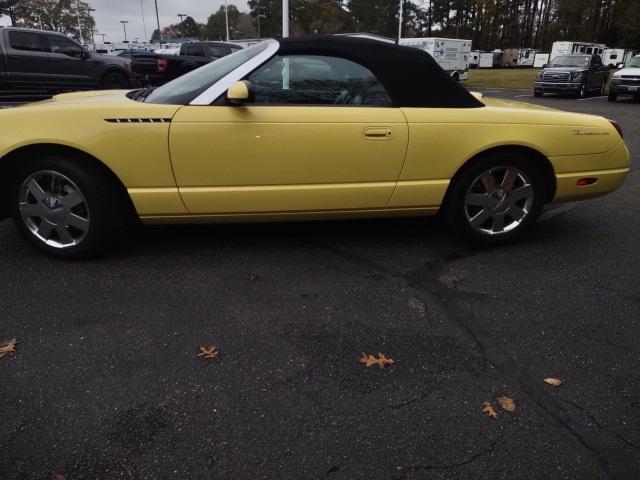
[542,71,570,82]
[619,76,640,84]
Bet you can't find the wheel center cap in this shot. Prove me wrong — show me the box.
[42,196,66,224]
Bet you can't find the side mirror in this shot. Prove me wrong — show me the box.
[80,50,91,60]
[617,63,625,69]
[226,80,254,106]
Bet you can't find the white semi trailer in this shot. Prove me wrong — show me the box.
[399,37,472,81]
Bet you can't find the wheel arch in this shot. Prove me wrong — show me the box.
[0,143,136,221]
[442,145,557,210]
[101,66,130,87]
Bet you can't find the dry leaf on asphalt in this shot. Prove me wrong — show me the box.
[544,377,563,387]
[52,475,65,480]
[482,401,498,419]
[359,352,395,369]
[0,338,17,359]
[197,346,220,359]
[497,394,517,412]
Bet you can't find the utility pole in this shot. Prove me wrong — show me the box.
[154,0,161,40]
[120,20,129,42]
[224,0,229,42]
[397,0,403,44]
[282,0,289,38]
[177,13,186,38]
[88,7,96,50]
[140,0,148,43]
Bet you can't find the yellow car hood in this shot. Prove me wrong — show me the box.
[17,89,138,108]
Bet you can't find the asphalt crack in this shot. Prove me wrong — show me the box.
[303,239,636,479]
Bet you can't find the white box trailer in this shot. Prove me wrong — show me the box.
[517,48,539,67]
[399,37,472,81]
[603,48,638,67]
[550,41,606,62]
[533,53,549,68]
[479,52,496,68]
[469,50,481,68]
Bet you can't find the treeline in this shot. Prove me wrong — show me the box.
[248,0,639,50]
[2,0,638,50]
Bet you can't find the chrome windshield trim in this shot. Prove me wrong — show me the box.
[190,39,280,106]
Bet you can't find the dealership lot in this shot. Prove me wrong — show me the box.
[1,92,639,479]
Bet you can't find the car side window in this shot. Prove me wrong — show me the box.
[208,46,229,58]
[9,31,49,52]
[246,54,392,106]
[48,35,83,57]
[190,45,205,57]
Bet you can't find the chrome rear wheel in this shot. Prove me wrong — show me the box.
[464,167,534,236]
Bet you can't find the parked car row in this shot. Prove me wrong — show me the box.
[0,27,243,97]
[533,52,640,100]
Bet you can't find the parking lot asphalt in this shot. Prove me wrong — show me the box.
[1,91,639,480]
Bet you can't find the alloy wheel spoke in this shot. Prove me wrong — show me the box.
[37,221,54,239]
[510,184,533,202]
[492,213,506,233]
[466,193,489,207]
[55,226,74,245]
[508,204,527,221]
[27,178,48,202]
[501,169,518,192]
[470,208,493,227]
[19,202,46,218]
[61,191,84,209]
[67,213,89,232]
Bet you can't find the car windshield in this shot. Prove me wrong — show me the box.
[550,55,590,67]
[627,57,640,68]
[145,42,270,105]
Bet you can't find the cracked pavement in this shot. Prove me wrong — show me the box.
[1,92,639,479]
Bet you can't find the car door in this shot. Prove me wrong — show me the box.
[46,34,95,88]
[169,54,409,215]
[4,30,56,87]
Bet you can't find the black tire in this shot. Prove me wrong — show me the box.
[10,154,131,259]
[101,71,129,89]
[443,152,547,245]
[608,91,618,102]
[534,89,543,97]
[576,83,587,99]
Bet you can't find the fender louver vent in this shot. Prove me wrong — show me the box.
[105,118,172,124]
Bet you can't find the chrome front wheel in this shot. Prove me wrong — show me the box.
[18,170,91,249]
[464,167,534,236]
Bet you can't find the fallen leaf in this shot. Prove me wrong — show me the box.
[53,475,65,480]
[197,346,220,359]
[248,273,258,281]
[544,377,563,387]
[359,352,395,369]
[0,338,17,359]
[496,394,517,412]
[482,401,498,419]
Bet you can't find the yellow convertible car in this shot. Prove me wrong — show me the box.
[0,36,630,258]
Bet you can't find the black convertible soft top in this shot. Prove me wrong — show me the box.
[277,36,483,109]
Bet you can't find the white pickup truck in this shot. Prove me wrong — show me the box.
[608,55,640,102]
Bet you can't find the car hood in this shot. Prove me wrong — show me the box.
[613,67,640,77]
[16,89,140,107]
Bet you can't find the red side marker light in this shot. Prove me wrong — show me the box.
[609,120,623,139]
[157,58,169,73]
[577,177,598,186]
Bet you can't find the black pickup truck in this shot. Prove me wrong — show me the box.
[533,54,609,98]
[131,41,242,86]
[0,27,134,99]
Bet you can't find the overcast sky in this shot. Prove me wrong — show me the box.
[1,0,251,42]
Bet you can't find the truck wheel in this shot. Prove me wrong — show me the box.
[102,72,129,89]
[534,89,543,97]
[576,83,587,99]
[10,155,132,259]
[608,92,617,102]
[444,152,546,245]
